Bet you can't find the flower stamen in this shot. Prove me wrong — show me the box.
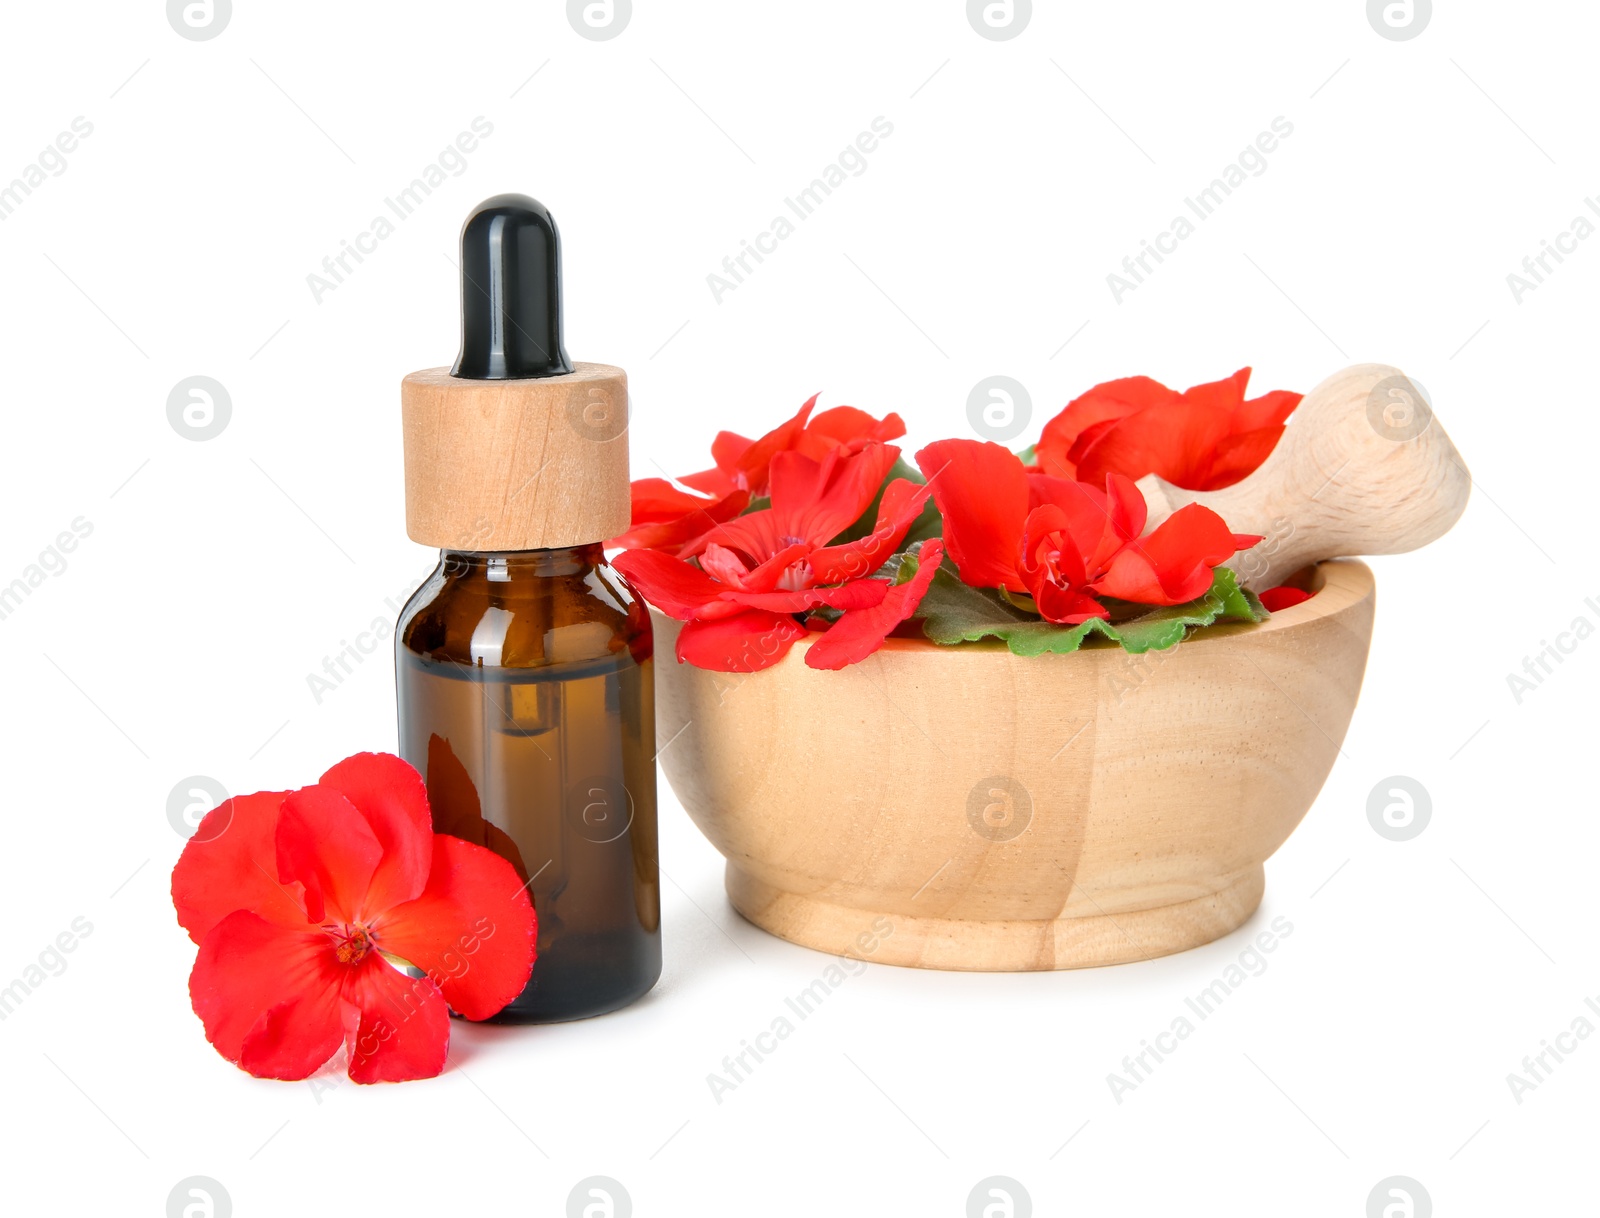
[333,925,374,965]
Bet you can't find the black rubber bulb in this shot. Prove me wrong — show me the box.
[452,193,573,380]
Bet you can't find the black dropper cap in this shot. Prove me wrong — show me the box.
[451,194,574,380]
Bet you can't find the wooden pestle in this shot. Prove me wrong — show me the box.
[1137,363,1471,590]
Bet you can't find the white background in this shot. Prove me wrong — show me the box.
[1,1,1594,1214]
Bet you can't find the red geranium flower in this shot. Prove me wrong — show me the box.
[171,753,536,1084]
[804,537,945,670]
[607,478,753,557]
[615,442,936,671]
[1259,585,1313,612]
[917,439,1259,624]
[1034,367,1301,491]
[609,395,905,554]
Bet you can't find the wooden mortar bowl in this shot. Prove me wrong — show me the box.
[650,560,1374,971]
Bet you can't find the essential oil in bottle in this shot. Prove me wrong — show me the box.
[395,194,660,1022]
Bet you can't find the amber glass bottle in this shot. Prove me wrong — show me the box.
[395,195,660,1022]
[396,547,659,1021]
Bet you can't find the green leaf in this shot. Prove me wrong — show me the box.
[883,550,921,586]
[1208,565,1267,621]
[914,569,1102,654]
[912,565,1267,657]
[1014,444,1038,465]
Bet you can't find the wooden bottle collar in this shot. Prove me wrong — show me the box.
[400,362,630,551]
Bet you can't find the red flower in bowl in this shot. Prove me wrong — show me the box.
[917,439,1259,624]
[615,441,941,671]
[1034,366,1300,491]
[610,395,905,555]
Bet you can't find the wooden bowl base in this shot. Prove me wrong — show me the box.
[725,864,1266,972]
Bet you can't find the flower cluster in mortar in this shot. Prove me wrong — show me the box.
[170,753,536,1084]
[611,369,1315,673]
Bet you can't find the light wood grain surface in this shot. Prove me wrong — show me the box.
[651,561,1375,971]
[400,362,630,551]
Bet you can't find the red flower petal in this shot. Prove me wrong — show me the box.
[341,956,451,1084]
[809,479,932,585]
[1036,368,1301,492]
[1103,472,1150,547]
[188,909,344,1079]
[374,834,537,1021]
[676,463,740,498]
[1259,585,1313,612]
[1091,503,1243,604]
[1018,504,1089,613]
[276,785,384,926]
[626,477,722,520]
[682,421,770,496]
[319,753,432,914]
[769,443,901,547]
[172,790,305,944]
[1026,475,1127,577]
[1232,386,1301,432]
[698,543,753,588]
[1035,375,1174,479]
[708,429,757,478]
[1038,587,1111,625]
[795,406,907,461]
[1202,425,1288,490]
[1070,399,1234,490]
[739,542,812,592]
[676,610,807,672]
[915,440,1029,592]
[608,483,749,554]
[1176,366,1252,414]
[238,994,349,1082]
[728,579,888,615]
[731,394,819,493]
[805,540,946,670]
[612,548,725,620]
[697,507,789,567]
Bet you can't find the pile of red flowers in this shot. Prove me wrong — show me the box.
[613,368,1309,673]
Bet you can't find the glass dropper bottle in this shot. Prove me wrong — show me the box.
[394,194,660,1022]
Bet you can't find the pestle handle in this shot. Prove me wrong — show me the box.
[1138,364,1471,590]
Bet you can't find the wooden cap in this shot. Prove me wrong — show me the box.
[400,362,630,551]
